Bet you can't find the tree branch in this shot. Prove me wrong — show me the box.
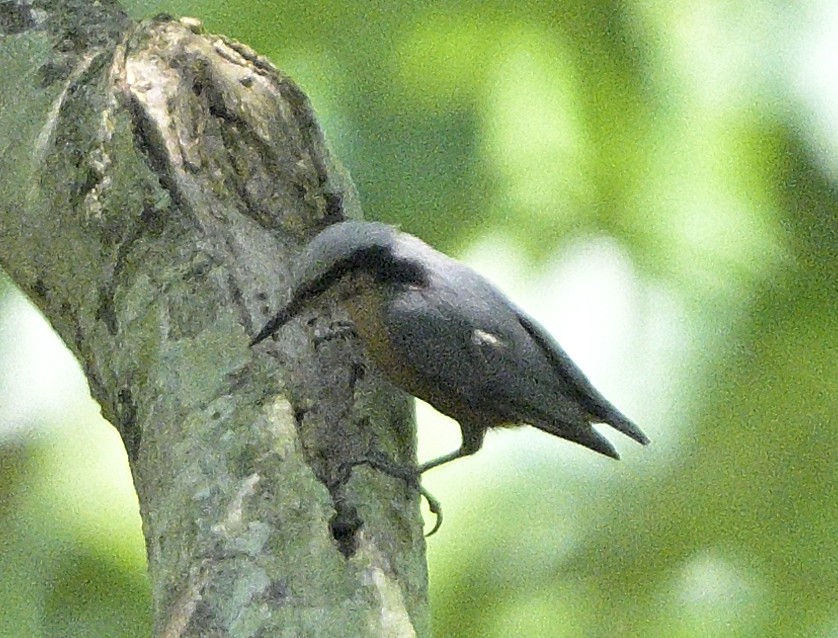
[0,2,429,636]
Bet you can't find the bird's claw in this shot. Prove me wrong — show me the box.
[312,319,357,346]
[363,451,443,537]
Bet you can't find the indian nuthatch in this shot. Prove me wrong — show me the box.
[251,221,649,473]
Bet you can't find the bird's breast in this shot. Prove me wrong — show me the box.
[342,288,419,391]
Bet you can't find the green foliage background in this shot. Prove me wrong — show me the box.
[1,1,836,636]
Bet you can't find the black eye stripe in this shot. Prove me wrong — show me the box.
[370,250,427,286]
[299,245,427,304]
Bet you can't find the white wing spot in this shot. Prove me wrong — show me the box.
[472,329,503,348]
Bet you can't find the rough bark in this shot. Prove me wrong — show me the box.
[0,2,429,636]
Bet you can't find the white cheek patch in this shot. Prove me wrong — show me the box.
[472,329,504,348]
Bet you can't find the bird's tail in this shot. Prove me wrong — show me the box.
[533,420,621,459]
[531,404,649,460]
[601,410,650,447]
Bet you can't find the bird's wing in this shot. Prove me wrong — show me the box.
[382,267,647,457]
[383,275,596,428]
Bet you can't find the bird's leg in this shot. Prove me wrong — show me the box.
[418,424,486,474]
[417,448,470,473]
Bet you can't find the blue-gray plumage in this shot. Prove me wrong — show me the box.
[251,220,649,472]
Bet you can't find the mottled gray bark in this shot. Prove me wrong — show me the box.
[0,2,429,636]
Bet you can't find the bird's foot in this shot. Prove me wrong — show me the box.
[311,318,356,346]
[345,451,443,537]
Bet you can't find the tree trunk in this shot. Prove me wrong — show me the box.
[0,2,429,636]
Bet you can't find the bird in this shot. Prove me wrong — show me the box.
[251,220,649,474]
